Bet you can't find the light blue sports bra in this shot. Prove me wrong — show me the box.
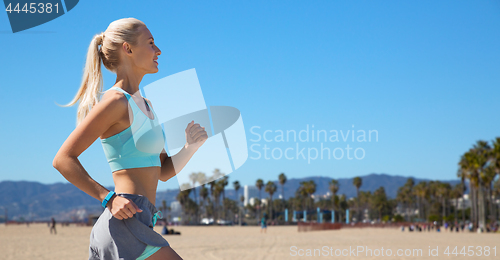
[101,86,166,173]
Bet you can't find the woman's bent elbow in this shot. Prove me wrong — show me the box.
[159,172,174,182]
[52,155,69,170]
[52,156,60,169]
[159,175,169,182]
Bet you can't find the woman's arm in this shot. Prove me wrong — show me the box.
[159,145,197,182]
[52,91,126,202]
[145,99,208,183]
[158,121,208,182]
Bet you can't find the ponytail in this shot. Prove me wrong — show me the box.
[56,32,105,127]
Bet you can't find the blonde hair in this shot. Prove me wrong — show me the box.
[56,18,146,126]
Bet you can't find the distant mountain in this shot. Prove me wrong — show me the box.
[0,181,111,221]
[0,173,461,221]
[0,181,180,222]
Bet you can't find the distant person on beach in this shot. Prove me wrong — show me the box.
[261,215,267,234]
[53,17,208,260]
[50,218,56,234]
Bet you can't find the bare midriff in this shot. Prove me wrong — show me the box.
[112,167,160,206]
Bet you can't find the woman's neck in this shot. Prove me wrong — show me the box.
[114,68,145,96]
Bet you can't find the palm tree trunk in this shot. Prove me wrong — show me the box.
[417,196,421,220]
[258,190,261,220]
[194,187,198,223]
[441,196,446,224]
[470,183,476,229]
[222,191,226,220]
[421,198,426,221]
[461,196,465,226]
[478,180,486,231]
[213,196,218,221]
[424,198,428,220]
[282,185,285,202]
[460,189,465,225]
[356,188,360,221]
[492,188,497,224]
[270,196,273,221]
[488,185,494,224]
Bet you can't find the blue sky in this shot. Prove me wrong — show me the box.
[1,0,499,191]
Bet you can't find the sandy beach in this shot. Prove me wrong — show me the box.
[0,223,498,260]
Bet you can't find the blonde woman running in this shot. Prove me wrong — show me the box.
[53,17,208,260]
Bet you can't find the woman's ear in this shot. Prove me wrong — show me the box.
[122,42,132,54]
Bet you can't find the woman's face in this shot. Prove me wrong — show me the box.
[127,25,161,74]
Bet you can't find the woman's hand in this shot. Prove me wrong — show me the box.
[106,195,143,220]
[185,120,208,150]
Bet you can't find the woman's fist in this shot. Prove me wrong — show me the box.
[185,120,208,149]
[107,195,143,220]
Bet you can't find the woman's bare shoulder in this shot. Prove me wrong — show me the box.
[53,90,129,159]
[101,88,128,103]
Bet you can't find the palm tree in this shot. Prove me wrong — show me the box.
[209,180,217,220]
[197,172,207,202]
[491,137,500,221]
[493,178,500,222]
[457,168,467,225]
[414,181,428,221]
[493,137,500,174]
[279,173,287,201]
[460,141,492,230]
[436,182,451,224]
[189,172,199,203]
[239,195,245,225]
[265,181,277,221]
[300,180,316,212]
[329,179,339,212]
[396,186,407,220]
[233,181,241,205]
[451,183,464,225]
[404,178,415,220]
[353,177,362,221]
[459,152,477,229]
[474,141,491,231]
[482,165,497,224]
[211,168,224,182]
[160,200,168,222]
[200,185,209,219]
[372,187,389,221]
[256,179,264,219]
[218,176,229,220]
[213,181,224,221]
[177,188,191,224]
[339,194,348,222]
[297,183,308,212]
[189,172,203,223]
